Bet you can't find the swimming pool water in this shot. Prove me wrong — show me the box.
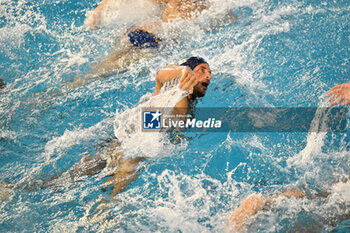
[0,0,349,232]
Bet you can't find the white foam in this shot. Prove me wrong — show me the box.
[287,105,333,167]
[87,0,162,29]
[0,129,18,140]
[329,181,350,206]
[1,0,349,231]
[113,78,190,158]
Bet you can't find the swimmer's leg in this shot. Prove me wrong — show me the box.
[280,189,307,199]
[23,153,108,192]
[89,47,135,76]
[83,143,145,222]
[106,156,145,197]
[67,43,155,89]
[69,139,145,198]
[49,139,124,184]
[64,44,133,89]
[82,155,145,222]
[69,154,108,178]
[88,45,155,77]
[25,140,121,192]
[0,181,13,201]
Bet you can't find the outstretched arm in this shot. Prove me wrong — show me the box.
[328,82,350,106]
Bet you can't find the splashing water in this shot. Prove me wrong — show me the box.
[113,77,190,158]
[91,0,162,29]
[0,0,349,232]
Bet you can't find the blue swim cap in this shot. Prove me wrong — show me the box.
[180,56,208,70]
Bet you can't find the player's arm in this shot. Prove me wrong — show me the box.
[161,0,181,22]
[161,0,208,22]
[226,190,306,232]
[226,194,265,232]
[85,0,116,29]
[153,65,198,95]
[172,96,189,116]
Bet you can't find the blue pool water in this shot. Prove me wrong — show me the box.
[0,0,349,232]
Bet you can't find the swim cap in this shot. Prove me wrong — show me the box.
[180,56,208,70]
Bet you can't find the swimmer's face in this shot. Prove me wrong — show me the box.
[192,63,212,98]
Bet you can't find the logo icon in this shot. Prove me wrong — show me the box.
[143,110,161,129]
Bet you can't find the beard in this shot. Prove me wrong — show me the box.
[192,83,206,98]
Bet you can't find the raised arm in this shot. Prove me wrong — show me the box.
[153,65,198,116]
[153,65,198,95]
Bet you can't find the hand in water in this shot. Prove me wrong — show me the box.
[179,67,198,94]
[328,82,350,106]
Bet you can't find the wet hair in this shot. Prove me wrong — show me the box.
[180,56,208,70]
